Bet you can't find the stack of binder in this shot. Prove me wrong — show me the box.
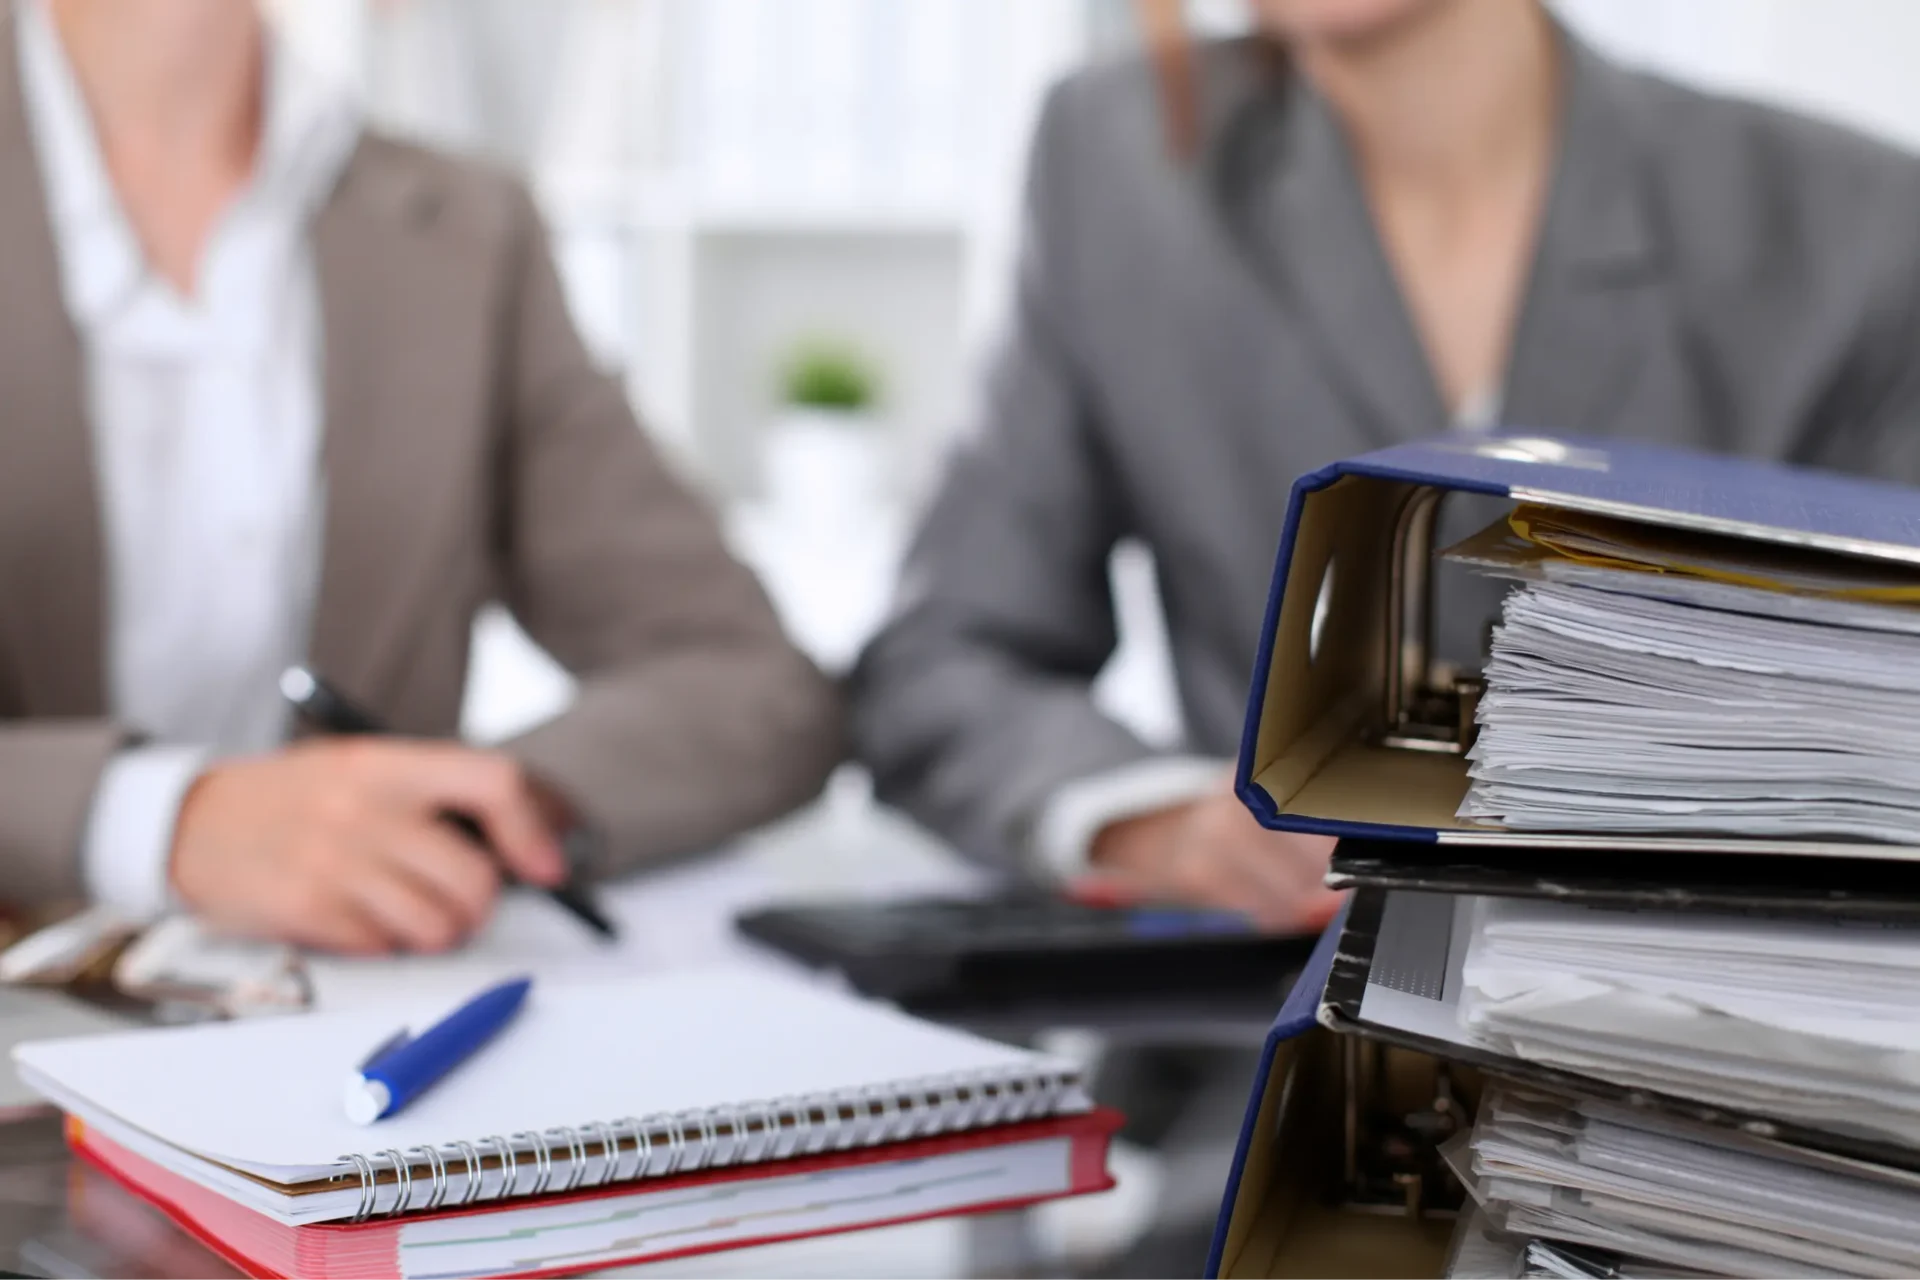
[1207,436,1920,1278]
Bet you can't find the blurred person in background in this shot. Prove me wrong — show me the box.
[855,0,1920,932]
[0,0,843,953]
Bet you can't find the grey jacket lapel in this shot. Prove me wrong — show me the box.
[0,8,104,718]
[1502,37,1663,438]
[1214,57,1450,447]
[1211,31,1664,447]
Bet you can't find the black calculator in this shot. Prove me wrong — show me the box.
[732,894,1318,1012]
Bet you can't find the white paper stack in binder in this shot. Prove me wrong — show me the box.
[1429,507,1920,1274]
[1454,1086,1920,1278]
[1448,506,1920,843]
[1457,896,1920,1145]
[1321,890,1920,1280]
[1446,1206,1690,1280]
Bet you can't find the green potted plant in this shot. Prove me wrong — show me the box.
[782,340,879,416]
[765,337,887,522]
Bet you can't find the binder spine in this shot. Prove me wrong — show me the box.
[338,1062,1081,1219]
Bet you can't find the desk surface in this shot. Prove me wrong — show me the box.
[0,809,1275,1276]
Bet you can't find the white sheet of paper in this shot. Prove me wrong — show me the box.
[1456,895,1920,1140]
[1457,565,1920,839]
[304,842,996,1012]
[1473,1087,1920,1277]
[301,851,783,1011]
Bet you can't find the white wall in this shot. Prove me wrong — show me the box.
[1555,0,1920,152]
[691,229,965,500]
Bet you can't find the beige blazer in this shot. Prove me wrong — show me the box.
[0,12,844,905]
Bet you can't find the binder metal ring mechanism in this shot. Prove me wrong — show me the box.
[1207,907,1483,1279]
[330,1064,1079,1221]
[1377,484,1484,759]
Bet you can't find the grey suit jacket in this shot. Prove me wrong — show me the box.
[852,32,1920,869]
[0,10,844,905]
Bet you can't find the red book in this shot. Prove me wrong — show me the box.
[71,1109,1122,1280]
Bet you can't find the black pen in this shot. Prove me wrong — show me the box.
[279,665,618,941]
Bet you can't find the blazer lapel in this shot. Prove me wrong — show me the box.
[1500,35,1664,438]
[0,10,105,718]
[1214,65,1451,447]
[307,147,476,709]
[1215,32,1667,447]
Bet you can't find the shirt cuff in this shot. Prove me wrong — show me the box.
[1028,755,1232,884]
[82,744,208,921]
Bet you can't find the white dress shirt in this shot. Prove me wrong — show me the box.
[16,1,360,919]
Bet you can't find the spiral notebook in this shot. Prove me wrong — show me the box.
[14,969,1089,1226]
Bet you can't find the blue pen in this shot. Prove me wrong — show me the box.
[344,976,532,1125]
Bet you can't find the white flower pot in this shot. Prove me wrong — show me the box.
[762,406,888,527]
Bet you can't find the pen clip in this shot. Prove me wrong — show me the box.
[356,1027,412,1074]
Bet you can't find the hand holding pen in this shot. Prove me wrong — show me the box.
[281,667,617,941]
[165,677,611,953]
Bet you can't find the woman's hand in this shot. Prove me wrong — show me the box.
[1076,777,1344,932]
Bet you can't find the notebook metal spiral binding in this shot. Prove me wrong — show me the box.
[930,1079,961,1134]
[976,1072,1000,1125]
[740,1102,773,1164]
[784,1098,811,1157]
[421,1144,450,1212]
[381,1149,412,1217]
[333,1061,1082,1219]
[556,1127,589,1193]
[714,1105,744,1166]
[346,1153,378,1223]
[483,1134,517,1201]
[702,1112,729,1165]
[661,1114,687,1175]
[616,1115,652,1182]
[1005,1076,1032,1125]
[515,1130,554,1197]
[975,1070,1010,1127]
[865,1086,899,1146]
[580,1121,615,1188]
[454,1141,484,1207]
[636,1118,658,1179]
[691,1110,719,1170]
[737,1105,762,1162]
